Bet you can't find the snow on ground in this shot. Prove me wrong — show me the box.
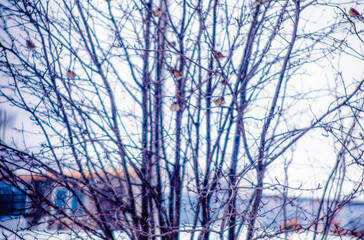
[0,226,359,240]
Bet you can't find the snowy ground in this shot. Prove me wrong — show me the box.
[1,216,360,240]
[0,226,359,240]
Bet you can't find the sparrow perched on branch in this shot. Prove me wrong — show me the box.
[166,41,176,49]
[153,8,162,17]
[213,51,224,60]
[349,8,360,17]
[26,40,36,49]
[213,97,225,106]
[66,70,77,80]
[348,7,361,17]
[220,79,228,85]
[170,102,180,111]
[254,0,269,5]
[170,68,184,79]
[348,7,364,21]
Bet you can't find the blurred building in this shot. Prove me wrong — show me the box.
[0,150,139,232]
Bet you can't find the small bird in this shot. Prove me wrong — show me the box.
[171,68,184,79]
[213,97,225,106]
[220,79,228,85]
[254,0,269,4]
[166,41,176,49]
[26,40,36,49]
[170,102,180,111]
[66,70,77,79]
[348,7,361,17]
[213,51,224,60]
[152,8,162,17]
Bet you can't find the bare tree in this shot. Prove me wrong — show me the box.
[0,0,363,239]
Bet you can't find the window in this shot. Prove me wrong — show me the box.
[53,187,84,215]
[54,188,67,210]
[27,179,51,226]
[0,182,26,216]
[71,190,84,215]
